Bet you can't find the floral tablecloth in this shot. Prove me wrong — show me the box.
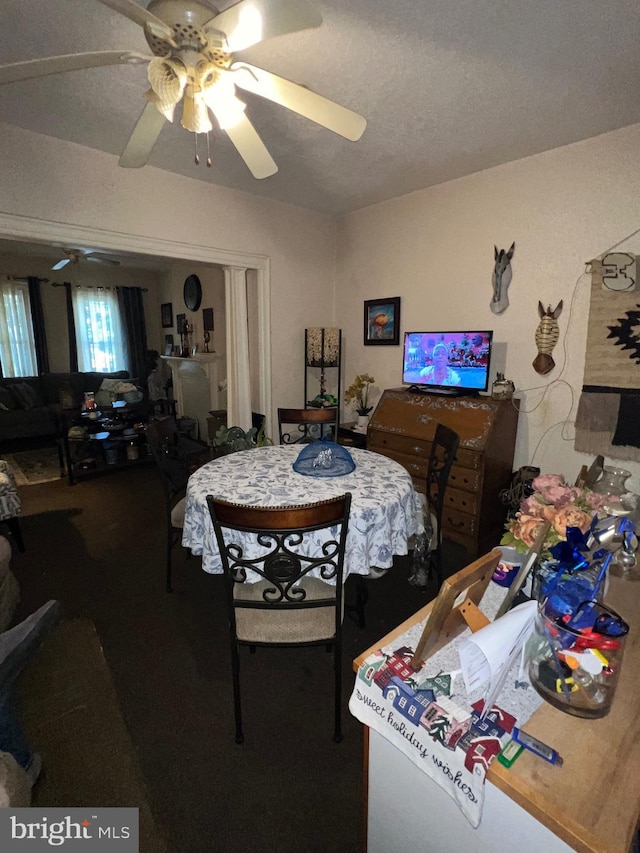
[183,445,423,580]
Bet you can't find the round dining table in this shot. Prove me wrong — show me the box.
[182,444,423,581]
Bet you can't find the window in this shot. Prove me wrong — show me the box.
[72,287,126,372]
[0,280,37,377]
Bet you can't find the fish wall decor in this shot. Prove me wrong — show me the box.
[533,301,563,374]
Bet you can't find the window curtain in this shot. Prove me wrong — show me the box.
[71,286,126,372]
[65,283,78,372]
[0,280,37,377]
[27,276,49,374]
[117,286,148,384]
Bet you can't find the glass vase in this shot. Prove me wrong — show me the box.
[592,466,631,496]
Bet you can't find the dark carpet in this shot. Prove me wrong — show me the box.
[8,465,466,853]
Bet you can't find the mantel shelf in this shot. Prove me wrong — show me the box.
[161,354,223,365]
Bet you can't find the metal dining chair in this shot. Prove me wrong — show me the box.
[277,407,339,445]
[409,422,461,590]
[146,417,210,593]
[206,493,352,744]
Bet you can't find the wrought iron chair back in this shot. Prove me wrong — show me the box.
[206,493,352,744]
[277,407,339,445]
[425,422,460,587]
[146,417,209,593]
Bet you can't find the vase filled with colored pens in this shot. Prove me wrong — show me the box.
[525,516,633,718]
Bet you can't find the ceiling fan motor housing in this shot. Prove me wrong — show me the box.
[145,0,228,64]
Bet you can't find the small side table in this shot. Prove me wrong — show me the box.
[338,422,367,449]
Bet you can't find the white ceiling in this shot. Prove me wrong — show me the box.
[1,0,640,217]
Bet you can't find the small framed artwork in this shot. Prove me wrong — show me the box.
[364,297,401,345]
[176,313,186,335]
[202,307,214,331]
[161,302,173,328]
[164,334,174,356]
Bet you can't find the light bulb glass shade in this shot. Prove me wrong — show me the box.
[306,327,340,367]
[210,94,247,130]
[224,6,264,52]
[181,89,213,133]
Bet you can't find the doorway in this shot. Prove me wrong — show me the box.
[0,211,273,435]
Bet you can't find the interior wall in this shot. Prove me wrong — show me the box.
[0,121,337,436]
[0,251,163,375]
[336,121,640,492]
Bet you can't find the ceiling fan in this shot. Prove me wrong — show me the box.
[0,0,367,179]
[52,248,121,271]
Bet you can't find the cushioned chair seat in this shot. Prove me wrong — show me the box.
[170,498,186,528]
[234,577,343,643]
[0,464,21,522]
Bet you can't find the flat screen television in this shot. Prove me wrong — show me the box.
[402,331,493,396]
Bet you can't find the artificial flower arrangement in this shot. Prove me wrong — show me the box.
[500,472,613,554]
[344,373,376,416]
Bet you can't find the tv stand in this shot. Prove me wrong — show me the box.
[407,384,474,397]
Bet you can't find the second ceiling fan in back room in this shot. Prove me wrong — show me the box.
[0,0,367,179]
[51,248,121,271]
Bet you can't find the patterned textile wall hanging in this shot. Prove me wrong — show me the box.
[575,254,640,461]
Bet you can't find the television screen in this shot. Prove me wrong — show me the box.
[402,331,493,394]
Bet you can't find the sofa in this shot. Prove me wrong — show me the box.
[0,535,29,807]
[0,371,146,444]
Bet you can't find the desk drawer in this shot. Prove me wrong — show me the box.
[368,430,481,472]
[443,486,480,517]
[442,506,478,539]
[368,441,481,496]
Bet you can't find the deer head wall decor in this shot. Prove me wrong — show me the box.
[490,242,515,314]
[533,300,563,374]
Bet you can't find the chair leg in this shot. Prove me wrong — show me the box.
[230,641,244,744]
[7,518,24,553]
[166,530,173,594]
[355,575,368,628]
[333,638,343,743]
[433,544,443,590]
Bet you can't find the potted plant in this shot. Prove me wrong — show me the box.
[344,373,376,432]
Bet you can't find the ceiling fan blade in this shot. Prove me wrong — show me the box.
[51,258,70,271]
[119,102,167,168]
[231,63,366,141]
[0,51,150,85]
[96,0,176,45]
[204,0,322,52]
[221,114,278,179]
[85,254,121,266]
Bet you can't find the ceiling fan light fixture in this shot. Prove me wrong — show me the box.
[181,88,213,133]
[224,6,264,52]
[210,94,246,130]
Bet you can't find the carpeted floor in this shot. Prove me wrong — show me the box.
[4,446,63,485]
[8,465,467,852]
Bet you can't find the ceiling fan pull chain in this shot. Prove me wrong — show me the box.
[206,133,212,168]
[194,133,199,166]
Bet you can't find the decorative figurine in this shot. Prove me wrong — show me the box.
[533,300,563,374]
[490,242,515,315]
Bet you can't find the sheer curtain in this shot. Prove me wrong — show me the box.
[0,280,37,377]
[71,286,126,372]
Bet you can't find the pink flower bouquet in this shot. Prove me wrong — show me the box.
[500,473,613,554]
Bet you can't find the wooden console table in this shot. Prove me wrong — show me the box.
[367,389,519,557]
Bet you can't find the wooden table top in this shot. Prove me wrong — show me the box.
[353,575,640,853]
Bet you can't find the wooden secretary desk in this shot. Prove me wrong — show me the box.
[367,388,519,558]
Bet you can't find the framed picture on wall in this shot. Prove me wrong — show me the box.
[364,297,401,345]
[176,313,186,335]
[161,302,173,328]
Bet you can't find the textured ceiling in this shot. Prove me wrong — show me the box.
[1,0,640,216]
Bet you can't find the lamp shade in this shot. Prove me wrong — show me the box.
[306,327,340,367]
